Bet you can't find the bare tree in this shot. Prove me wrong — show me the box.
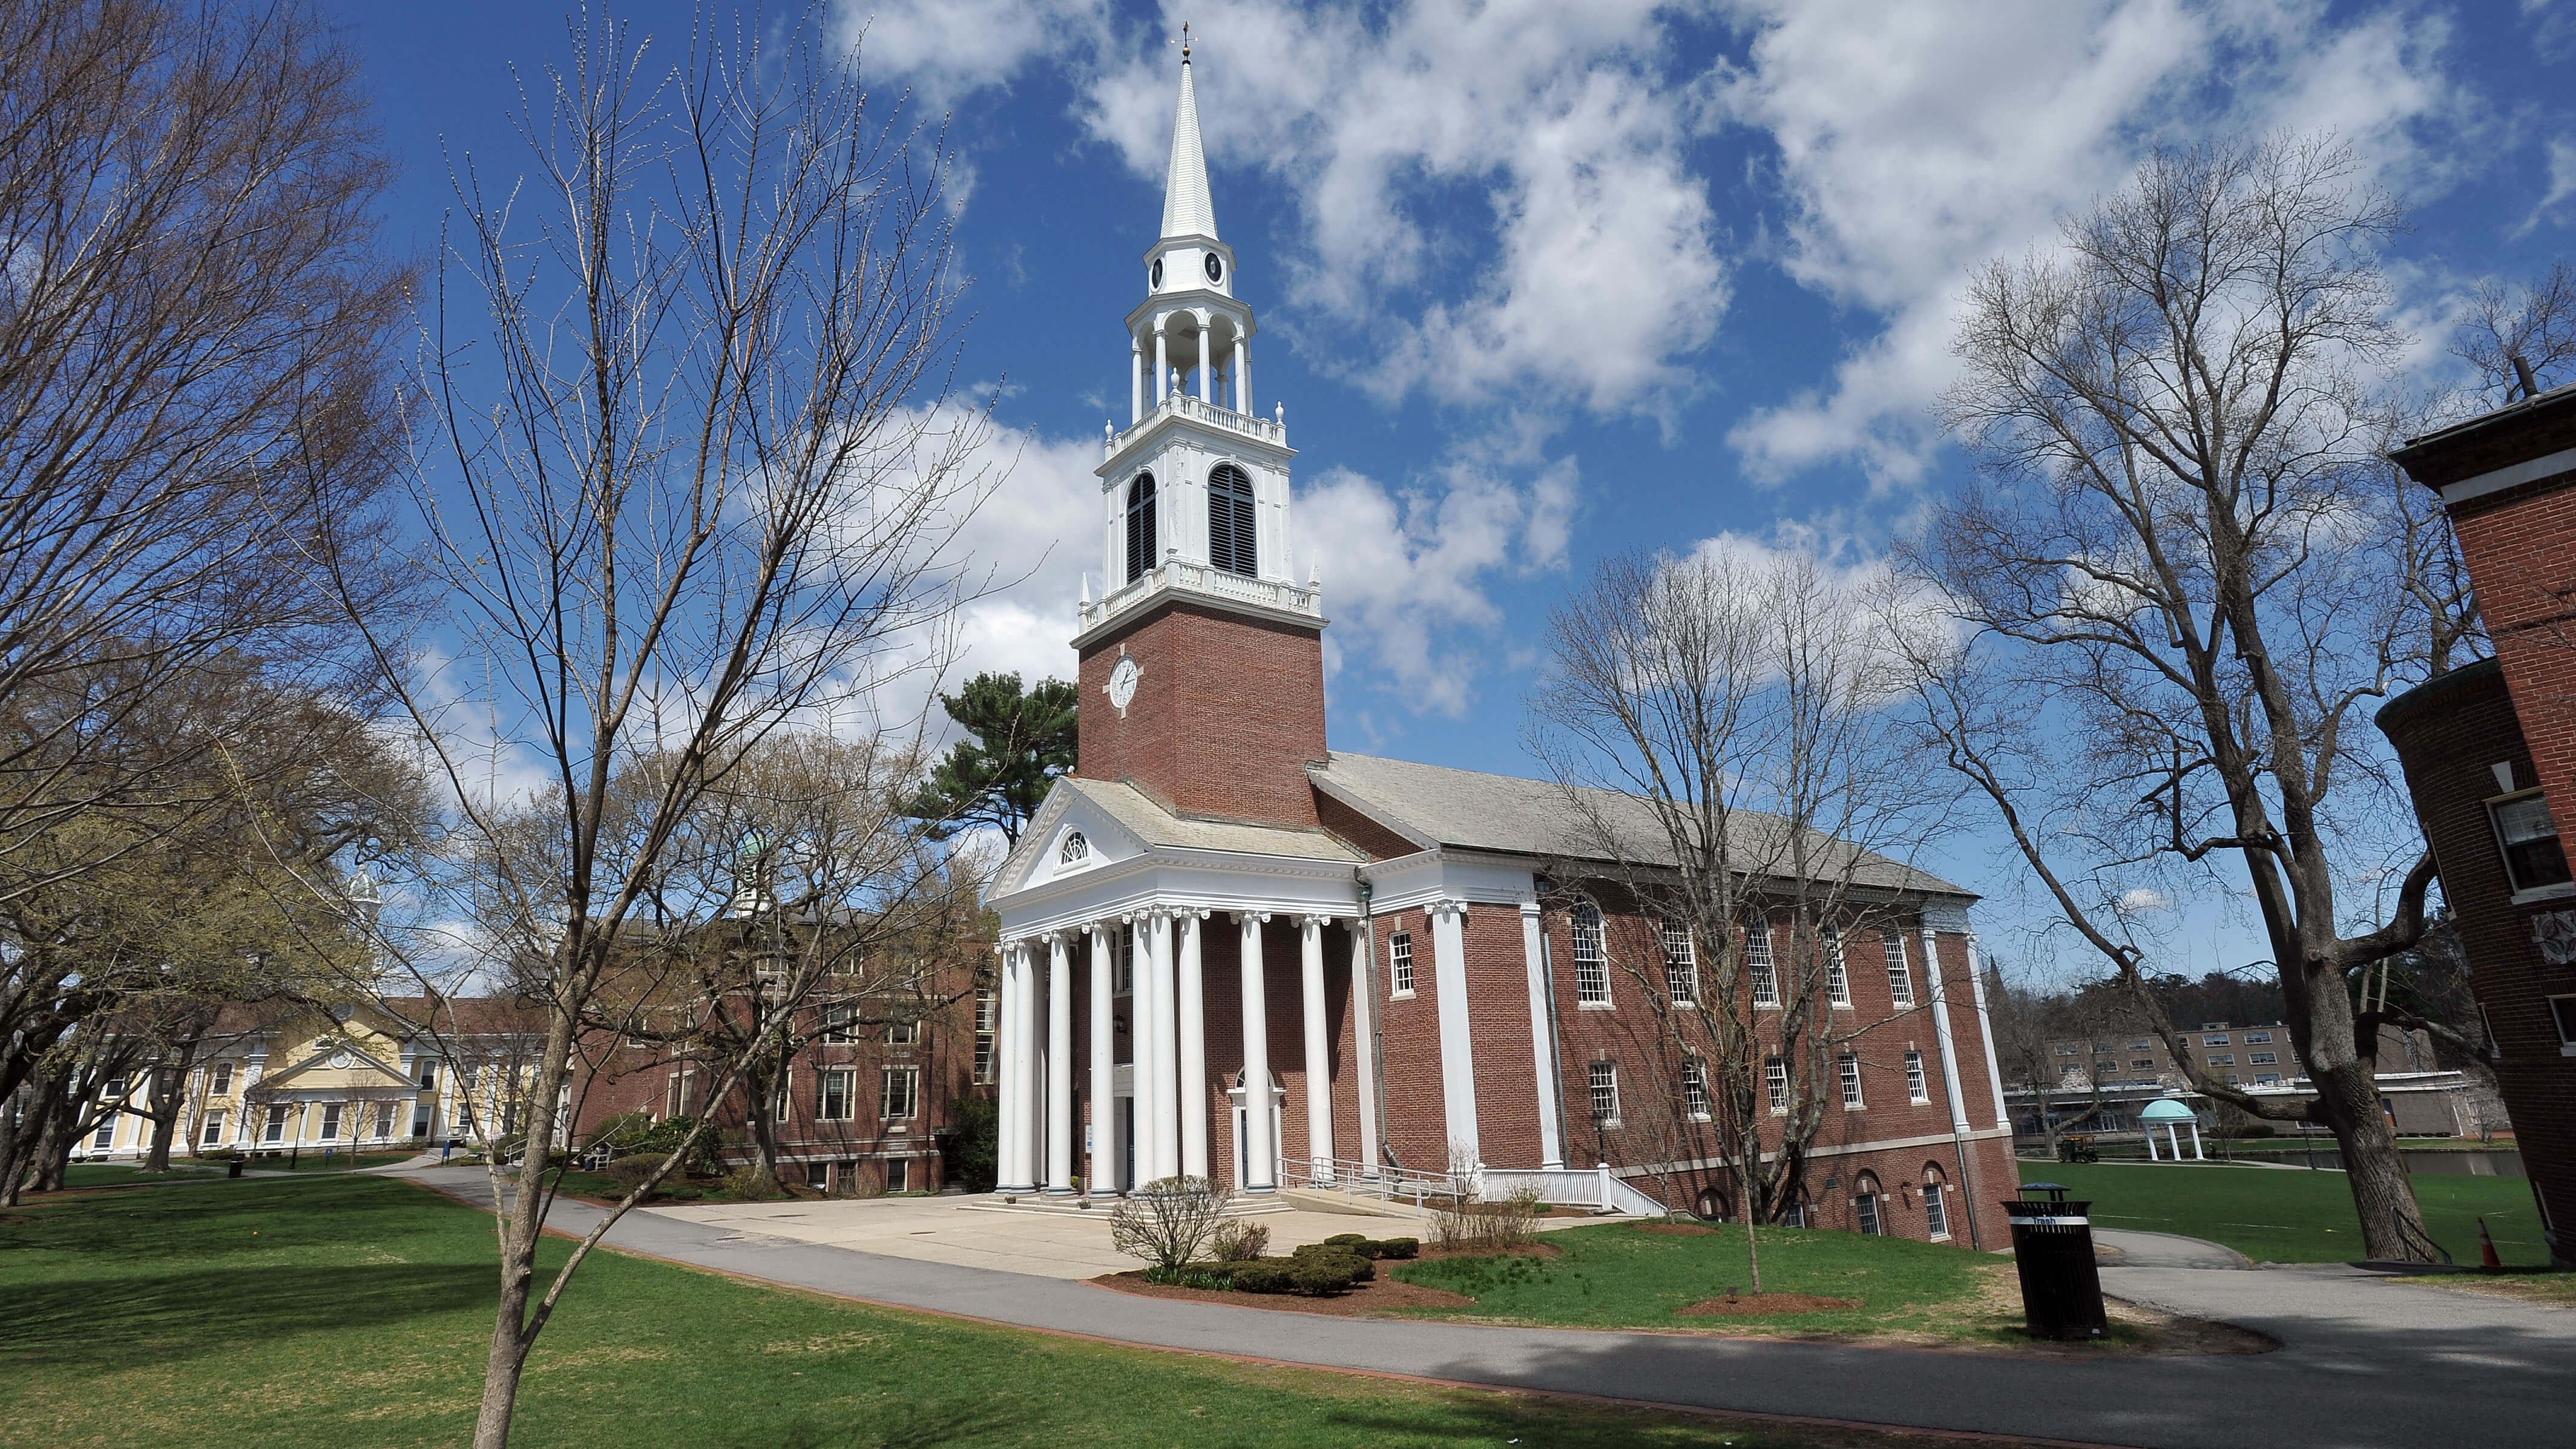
[2455,261,2575,403]
[316,14,992,1445]
[1895,136,2479,1261]
[0,0,413,913]
[1109,1175,1227,1270]
[1530,546,1947,1290]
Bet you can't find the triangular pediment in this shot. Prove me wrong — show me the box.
[993,781,1152,896]
[255,1040,415,1093]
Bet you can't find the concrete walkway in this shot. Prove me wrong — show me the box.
[400,1167,2576,1449]
[2094,1229,2253,1270]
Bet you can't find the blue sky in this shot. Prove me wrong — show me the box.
[343,1,2575,980]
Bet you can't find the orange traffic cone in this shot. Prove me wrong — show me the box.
[2477,1217,2503,1270]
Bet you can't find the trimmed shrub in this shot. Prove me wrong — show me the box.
[1288,1253,1361,1295]
[1209,1220,1272,1263]
[1377,1237,1419,1260]
[720,1165,787,1200]
[1323,1232,1369,1247]
[1292,1243,1374,1284]
[1230,1260,1295,1294]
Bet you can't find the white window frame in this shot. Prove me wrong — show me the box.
[882,1065,920,1121]
[1681,1057,1711,1121]
[821,1003,857,1044]
[819,1068,855,1122]
[2490,789,2576,900]
[1882,930,1914,1007]
[1904,1050,1928,1103]
[974,990,998,1083]
[1747,918,1779,1008]
[1662,920,1697,1005]
[264,1103,290,1143]
[1925,1180,1950,1240]
[2247,1031,2272,1043]
[319,1103,343,1141]
[1838,1053,1864,1109]
[1764,1057,1789,1114]
[887,1019,920,1046]
[1855,1184,1882,1237]
[1824,928,1851,1007]
[1388,930,1415,997]
[1587,1060,1621,1126]
[207,1062,234,1097]
[772,1073,794,1123]
[1113,927,1136,995]
[1572,901,1611,1007]
[200,1111,226,1146]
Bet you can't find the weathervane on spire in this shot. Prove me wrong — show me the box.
[1179,19,1191,62]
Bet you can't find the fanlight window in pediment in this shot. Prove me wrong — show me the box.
[1058,830,1089,866]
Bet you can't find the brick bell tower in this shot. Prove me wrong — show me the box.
[1073,35,1327,828]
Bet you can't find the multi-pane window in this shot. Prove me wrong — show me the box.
[1838,1054,1864,1109]
[2130,1057,2154,1068]
[418,1060,438,1090]
[208,1062,234,1097]
[882,1066,920,1120]
[2203,1034,2229,1046]
[1681,1058,1711,1120]
[819,1069,854,1122]
[821,1004,858,1044]
[1058,830,1088,864]
[1114,927,1136,994]
[1824,928,1851,1006]
[1855,1180,1884,1237]
[1662,921,1697,1004]
[1587,1061,1621,1125]
[1904,1050,1928,1103]
[264,1103,290,1142]
[1764,1057,1789,1114]
[1925,1181,1950,1239]
[1882,930,1914,1007]
[200,1112,226,1146]
[373,1102,397,1140]
[2246,1031,2272,1043]
[320,1103,344,1140]
[772,1076,794,1122]
[887,1019,919,1046]
[2491,791,2573,893]
[1572,901,1609,1005]
[1388,931,1415,996]
[2250,1052,2277,1065]
[2207,1054,2235,1066]
[974,990,998,1083]
[1746,918,1779,1007]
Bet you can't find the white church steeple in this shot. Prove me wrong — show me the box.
[1078,36,1315,650]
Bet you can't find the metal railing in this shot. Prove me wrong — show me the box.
[1277,1157,1459,1210]
[1480,1165,1668,1216]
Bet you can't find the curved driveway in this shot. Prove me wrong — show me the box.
[397,1169,2572,1449]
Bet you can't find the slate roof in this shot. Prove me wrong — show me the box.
[1309,752,1966,898]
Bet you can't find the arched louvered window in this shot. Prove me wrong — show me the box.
[1125,473,1157,583]
[1208,463,1257,577]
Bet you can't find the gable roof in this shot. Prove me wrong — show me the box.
[1308,752,1966,899]
[997,775,1367,893]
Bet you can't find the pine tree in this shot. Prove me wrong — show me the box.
[905,673,1079,844]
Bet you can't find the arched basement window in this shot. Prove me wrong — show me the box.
[1208,463,1256,577]
[1125,473,1157,583]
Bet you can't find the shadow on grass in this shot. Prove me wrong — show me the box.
[6,1175,449,1260]
[0,1264,490,1370]
[724,1397,1033,1449]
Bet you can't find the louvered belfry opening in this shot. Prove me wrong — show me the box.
[1125,472,1157,583]
[1208,463,1257,577]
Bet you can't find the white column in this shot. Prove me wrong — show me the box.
[1238,912,1278,1191]
[1195,312,1212,402]
[999,942,1036,1192]
[1088,924,1115,1195]
[1236,335,1252,415]
[1522,901,1565,1169]
[1129,338,1145,424]
[1922,925,1974,1138]
[1046,933,1074,1194]
[1178,911,1210,1179]
[1299,915,1335,1180]
[1153,319,1169,403]
[1349,923,1381,1176]
[1963,932,2012,1130]
[1428,899,1480,1169]
[1149,911,1181,1180]
[2189,1121,2205,1160]
[1126,916,1159,1186]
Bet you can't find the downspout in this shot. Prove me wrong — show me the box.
[1359,879,1395,1171]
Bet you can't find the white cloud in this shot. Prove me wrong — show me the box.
[843,0,1106,111]
[2118,886,2176,916]
[1717,0,2465,485]
[2518,135,2576,237]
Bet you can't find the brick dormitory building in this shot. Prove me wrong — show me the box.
[979,49,2019,1249]
[2384,376,2576,1266]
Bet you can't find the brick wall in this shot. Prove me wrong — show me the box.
[1076,601,1327,827]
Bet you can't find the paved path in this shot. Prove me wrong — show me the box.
[401,1168,2575,1449]
[2094,1229,2253,1270]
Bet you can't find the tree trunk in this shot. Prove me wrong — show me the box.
[472,1246,537,1449]
[1742,1213,1763,1295]
[2310,1057,2433,1261]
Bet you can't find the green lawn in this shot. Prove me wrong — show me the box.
[1392,1222,2042,1346]
[0,1175,2023,1449]
[2035,1160,2551,1266]
[60,1163,225,1189]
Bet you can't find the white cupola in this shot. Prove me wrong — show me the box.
[1079,31,1314,651]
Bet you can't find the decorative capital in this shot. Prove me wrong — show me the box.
[1296,913,1336,930]
[1234,910,1272,925]
[1427,897,1470,922]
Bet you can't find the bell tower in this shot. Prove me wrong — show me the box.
[1074,36,1327,827]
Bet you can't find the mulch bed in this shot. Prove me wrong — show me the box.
[1677,1292,1861,1315]
[1092,1270,1476,1316]
[1631,1221,1717,1237]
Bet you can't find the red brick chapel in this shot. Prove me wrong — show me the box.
[982,45,2020,1247]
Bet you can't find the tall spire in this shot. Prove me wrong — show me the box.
[1159,26,1216,241]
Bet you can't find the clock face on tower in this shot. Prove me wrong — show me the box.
[1149,258,1163,288]
[1106,655,1142,715]
[1204,252,1223,283]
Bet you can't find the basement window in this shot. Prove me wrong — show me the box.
[2552,996,2576,1058]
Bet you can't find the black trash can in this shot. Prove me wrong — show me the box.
[228,1158,245,1178]
[2003,1182,2106,1340]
